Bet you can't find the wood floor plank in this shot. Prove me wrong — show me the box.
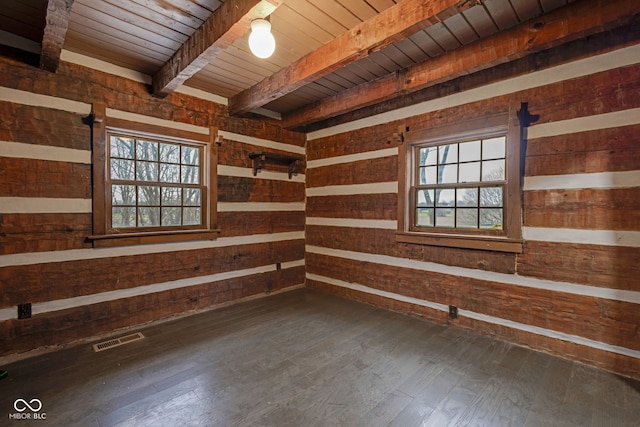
[0,288,638,426]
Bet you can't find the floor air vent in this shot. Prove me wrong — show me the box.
[92,332,145,352]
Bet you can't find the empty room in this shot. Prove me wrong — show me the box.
[1,0,639,425]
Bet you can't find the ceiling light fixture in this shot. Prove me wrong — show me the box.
[249,18,276,59]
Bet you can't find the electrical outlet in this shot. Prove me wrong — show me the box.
[449,305,458,319]
[18,303,32,319]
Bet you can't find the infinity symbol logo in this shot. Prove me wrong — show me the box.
[14,398,43,412]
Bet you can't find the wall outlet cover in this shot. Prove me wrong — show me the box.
[449,305,458,319]
[18,303,32,319]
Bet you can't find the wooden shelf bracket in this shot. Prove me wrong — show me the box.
[248,151,303,179]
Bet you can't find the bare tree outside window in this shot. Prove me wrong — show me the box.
[108,133,204,230]
[414,135,506,231]
[397,111,523,253]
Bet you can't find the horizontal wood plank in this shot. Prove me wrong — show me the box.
[218,211,305,237]
[306,225,517,274]
[218,175,305,203]
[0,157,91,198]
[517,241,640,292]
[524,188,640,230]
[219,140,307,171]
[307,122,403,160]
[1,268,304,355]
[0,213,92,255]
[526,124,640,176]
[0,55,226,126]
[306,155,397,188]
[306,252,640,351]
[0,101,89,150]
[0,239,305,308]
[520,64,640,126]
[307,193,397,220]
[223,119,306,148]
[307,280,640,379]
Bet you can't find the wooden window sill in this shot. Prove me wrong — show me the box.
[88,229,220,248]
[396,231,523,253]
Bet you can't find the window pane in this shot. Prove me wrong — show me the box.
[416,189,435,207]
[110,137,134,159]
[480,187,503,207]
[483,136,505,159]
[184,188,201,206]
[457,188,478,207]
[110,159,134,180]
[138,207,160,226]
[136,140,158,161]
[437,164,458,184]
[457,209,478,228]
[162,187,181,206]
[459,162,480,183]
[482,159,504,181]
[183,207,201,225]
[480,208,503,229]
[160,164,180,183]
[162,207,181,226]
[105,132,209,233]
[136,161,159,182]
[438,144,457,164]
[182,146,199,165]
[138,186,159,206]
[160,143,180,163]
[419,166,437,185]
[409,130,511,235]
[181,165,199,184]
[435,189,454,207]
[416,208,434,227]
[112,207,136,228]
[459,140,480,162]
[418,147,437,166]
[435,208,454,228]
[112,184,136,205]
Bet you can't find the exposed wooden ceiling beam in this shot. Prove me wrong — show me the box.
[228,0,478,116]
[282,0,640,130]
[40,0,74,72]
[152,0,283,98]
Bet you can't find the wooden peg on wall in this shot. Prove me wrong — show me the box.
[389,125,406,145]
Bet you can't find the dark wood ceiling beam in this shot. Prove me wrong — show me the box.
[152,0,283,98]
[40,0,74,72]
[282,0,640,130]
[228,0,478,115]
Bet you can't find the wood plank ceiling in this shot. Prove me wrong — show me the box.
[1,0,638,131]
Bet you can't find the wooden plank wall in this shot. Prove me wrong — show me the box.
[305,35,640,379]
[0,53,306,357]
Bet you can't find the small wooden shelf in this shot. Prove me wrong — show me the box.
[248,151,303,179]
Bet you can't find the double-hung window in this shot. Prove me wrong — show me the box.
[397,112,523,253]
[88,103,219,247]
[109,133,204,230]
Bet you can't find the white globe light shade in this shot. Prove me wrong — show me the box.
[249,19,276,59]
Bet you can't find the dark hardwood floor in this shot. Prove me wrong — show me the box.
[1,288,638,426]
